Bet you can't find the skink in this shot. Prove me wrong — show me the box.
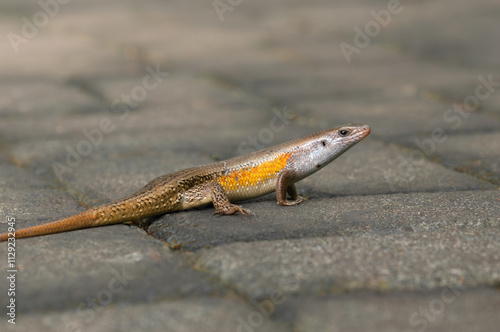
[0,124,370,241]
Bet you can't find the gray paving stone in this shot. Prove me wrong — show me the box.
[193,227,500,300]
[1,297,288,332]
[425,131,500,186]
[285,287,500,332]
[298,141,495,195]
[377,0,500,73]
[1,0,499,331]
[0,155,82,226]
[151,190,500,251]
[0,211,226,313]
[296,97,500,144]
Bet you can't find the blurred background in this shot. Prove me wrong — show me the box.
[1,0,499,187]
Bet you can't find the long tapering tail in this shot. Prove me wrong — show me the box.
[0,210,96,242]
[0,176,177,241]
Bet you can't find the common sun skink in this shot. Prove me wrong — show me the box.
[0,124,370,241]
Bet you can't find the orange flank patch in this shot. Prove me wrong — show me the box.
[218,153,291,191]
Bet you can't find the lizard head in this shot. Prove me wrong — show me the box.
[289,124,371,180]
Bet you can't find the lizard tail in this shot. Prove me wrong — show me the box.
[0,210,95,242]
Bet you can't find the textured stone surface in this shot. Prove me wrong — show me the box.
[285,287,500,332]
[192,228,500,300]
[151,190,500,251]
[0,0,499,331]
[3,298,288,332]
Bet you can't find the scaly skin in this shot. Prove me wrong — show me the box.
[0,124,370,241]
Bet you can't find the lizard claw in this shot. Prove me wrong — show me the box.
[278,195,306,206]
[213,204,255,216]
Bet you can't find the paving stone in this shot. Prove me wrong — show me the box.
[1,297,288,332]
[151,189,500,251]
[284,287,500,332]
[0,155,82,226]
[0,213,225,314]
[422,131,500,185]
[0,81,106,142]
[193,226,500,300]
[298,141,495,195]
[0,0,499,331]
[296,97,500,144]
[11,241,223,312]
[377,0,500,73]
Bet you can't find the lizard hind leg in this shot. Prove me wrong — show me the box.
[182,181,254,216]
[207,182,254,216]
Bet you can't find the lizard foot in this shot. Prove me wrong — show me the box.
[214,204,255,216]
[278,195,307,206]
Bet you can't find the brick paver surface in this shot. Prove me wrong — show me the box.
[1,1,499,331]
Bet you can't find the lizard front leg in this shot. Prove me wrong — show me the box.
[276,169,306,206]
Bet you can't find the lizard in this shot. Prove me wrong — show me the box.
[0,124,370,242]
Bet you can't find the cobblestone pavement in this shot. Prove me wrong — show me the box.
[1,1,499,331]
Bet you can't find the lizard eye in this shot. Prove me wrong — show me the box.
[321,140,326,146]
[339,129,350,136]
